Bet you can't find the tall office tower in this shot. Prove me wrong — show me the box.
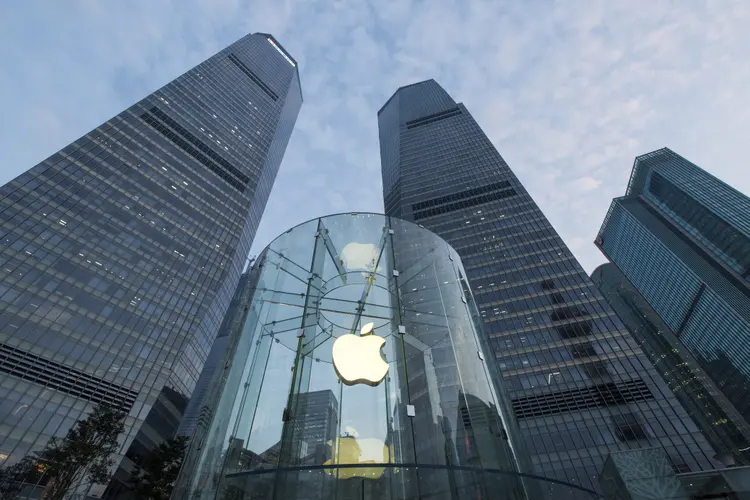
[378,80,718,491]
[596,148,750,463]
[287,390,339,466]
[177,266,255,438]
[592,262,750,464]
[0,32,301,496]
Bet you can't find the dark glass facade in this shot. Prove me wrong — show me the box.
[177,267,256,438]
[0,32,301,496]
[596,148,750,461]
[592,262,750,462]
[378,81,719,491]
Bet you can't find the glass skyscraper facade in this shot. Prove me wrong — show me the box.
[378,81,719,491]
[596,148,750,461]
[0,32,301,496]
[176,267,256,438]
[592,262,750,463]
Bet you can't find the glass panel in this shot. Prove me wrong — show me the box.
[216,466,599,500]
[179,214,594,500]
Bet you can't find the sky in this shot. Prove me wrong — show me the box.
[1,0,749,274]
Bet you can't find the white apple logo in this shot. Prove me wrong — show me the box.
[332,322,388,387]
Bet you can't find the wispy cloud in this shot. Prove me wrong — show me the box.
[574,177,603,192]
[1,0,749,273]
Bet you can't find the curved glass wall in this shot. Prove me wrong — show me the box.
[176,213,599,499]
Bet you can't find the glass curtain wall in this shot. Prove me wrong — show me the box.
[175,213,600,499]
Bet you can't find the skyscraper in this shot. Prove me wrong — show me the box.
[0,32,301,496]
[176,264,256,438]
[592,262,750,464]
[286,389,339,466]
[595,148,750,461]
[378,80,718,491]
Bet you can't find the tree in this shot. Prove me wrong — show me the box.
[38,403,126,500]
[130,436,188,500]
[0,457,36,500]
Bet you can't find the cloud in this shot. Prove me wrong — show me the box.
[1,0,749,275]
[574,177,603,192]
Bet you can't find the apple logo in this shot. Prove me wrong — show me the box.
[332,322,388,387]
[323,427,388,479]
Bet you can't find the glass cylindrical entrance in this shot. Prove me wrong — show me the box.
[175,213,598,499]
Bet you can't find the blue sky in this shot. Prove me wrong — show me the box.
[1,0,749,274]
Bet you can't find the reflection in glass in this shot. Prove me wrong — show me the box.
[174,214,596,499]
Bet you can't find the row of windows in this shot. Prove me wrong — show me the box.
[474,270,589,303]
[154,69,276,181]
[649,170,750,276]
[1,207,222,311]
[635,149,750,235]
[465,247,571,278]
[227,53,279,101]
[411,181,512,211]
[74,128,246,235]
[426,200,554,237]
[512,380,653,418]
[0,343,138,410]
[44,125,244,251]
[449,225,552,256]
[0,290,194,381]
[398,141,498,168]
[147,106,251,184]
[401,164,505,201]
[458,229,566,260]
[0,268,198,344]
[126,110,258,202]
[140,110,247,193]
[413,189,517,221]
[405,106,462,129]
[24,133,239,257]
[158,83,269,170]
[497,338,635,373]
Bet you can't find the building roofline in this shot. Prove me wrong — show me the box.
[377,79,438,116]
[634,147,673,164]
[258,33,298,66]
[625,147,673,196]
[256,32,303,103]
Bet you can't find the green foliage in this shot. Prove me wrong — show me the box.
[131,436,188,500]
[39,403,126,500]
